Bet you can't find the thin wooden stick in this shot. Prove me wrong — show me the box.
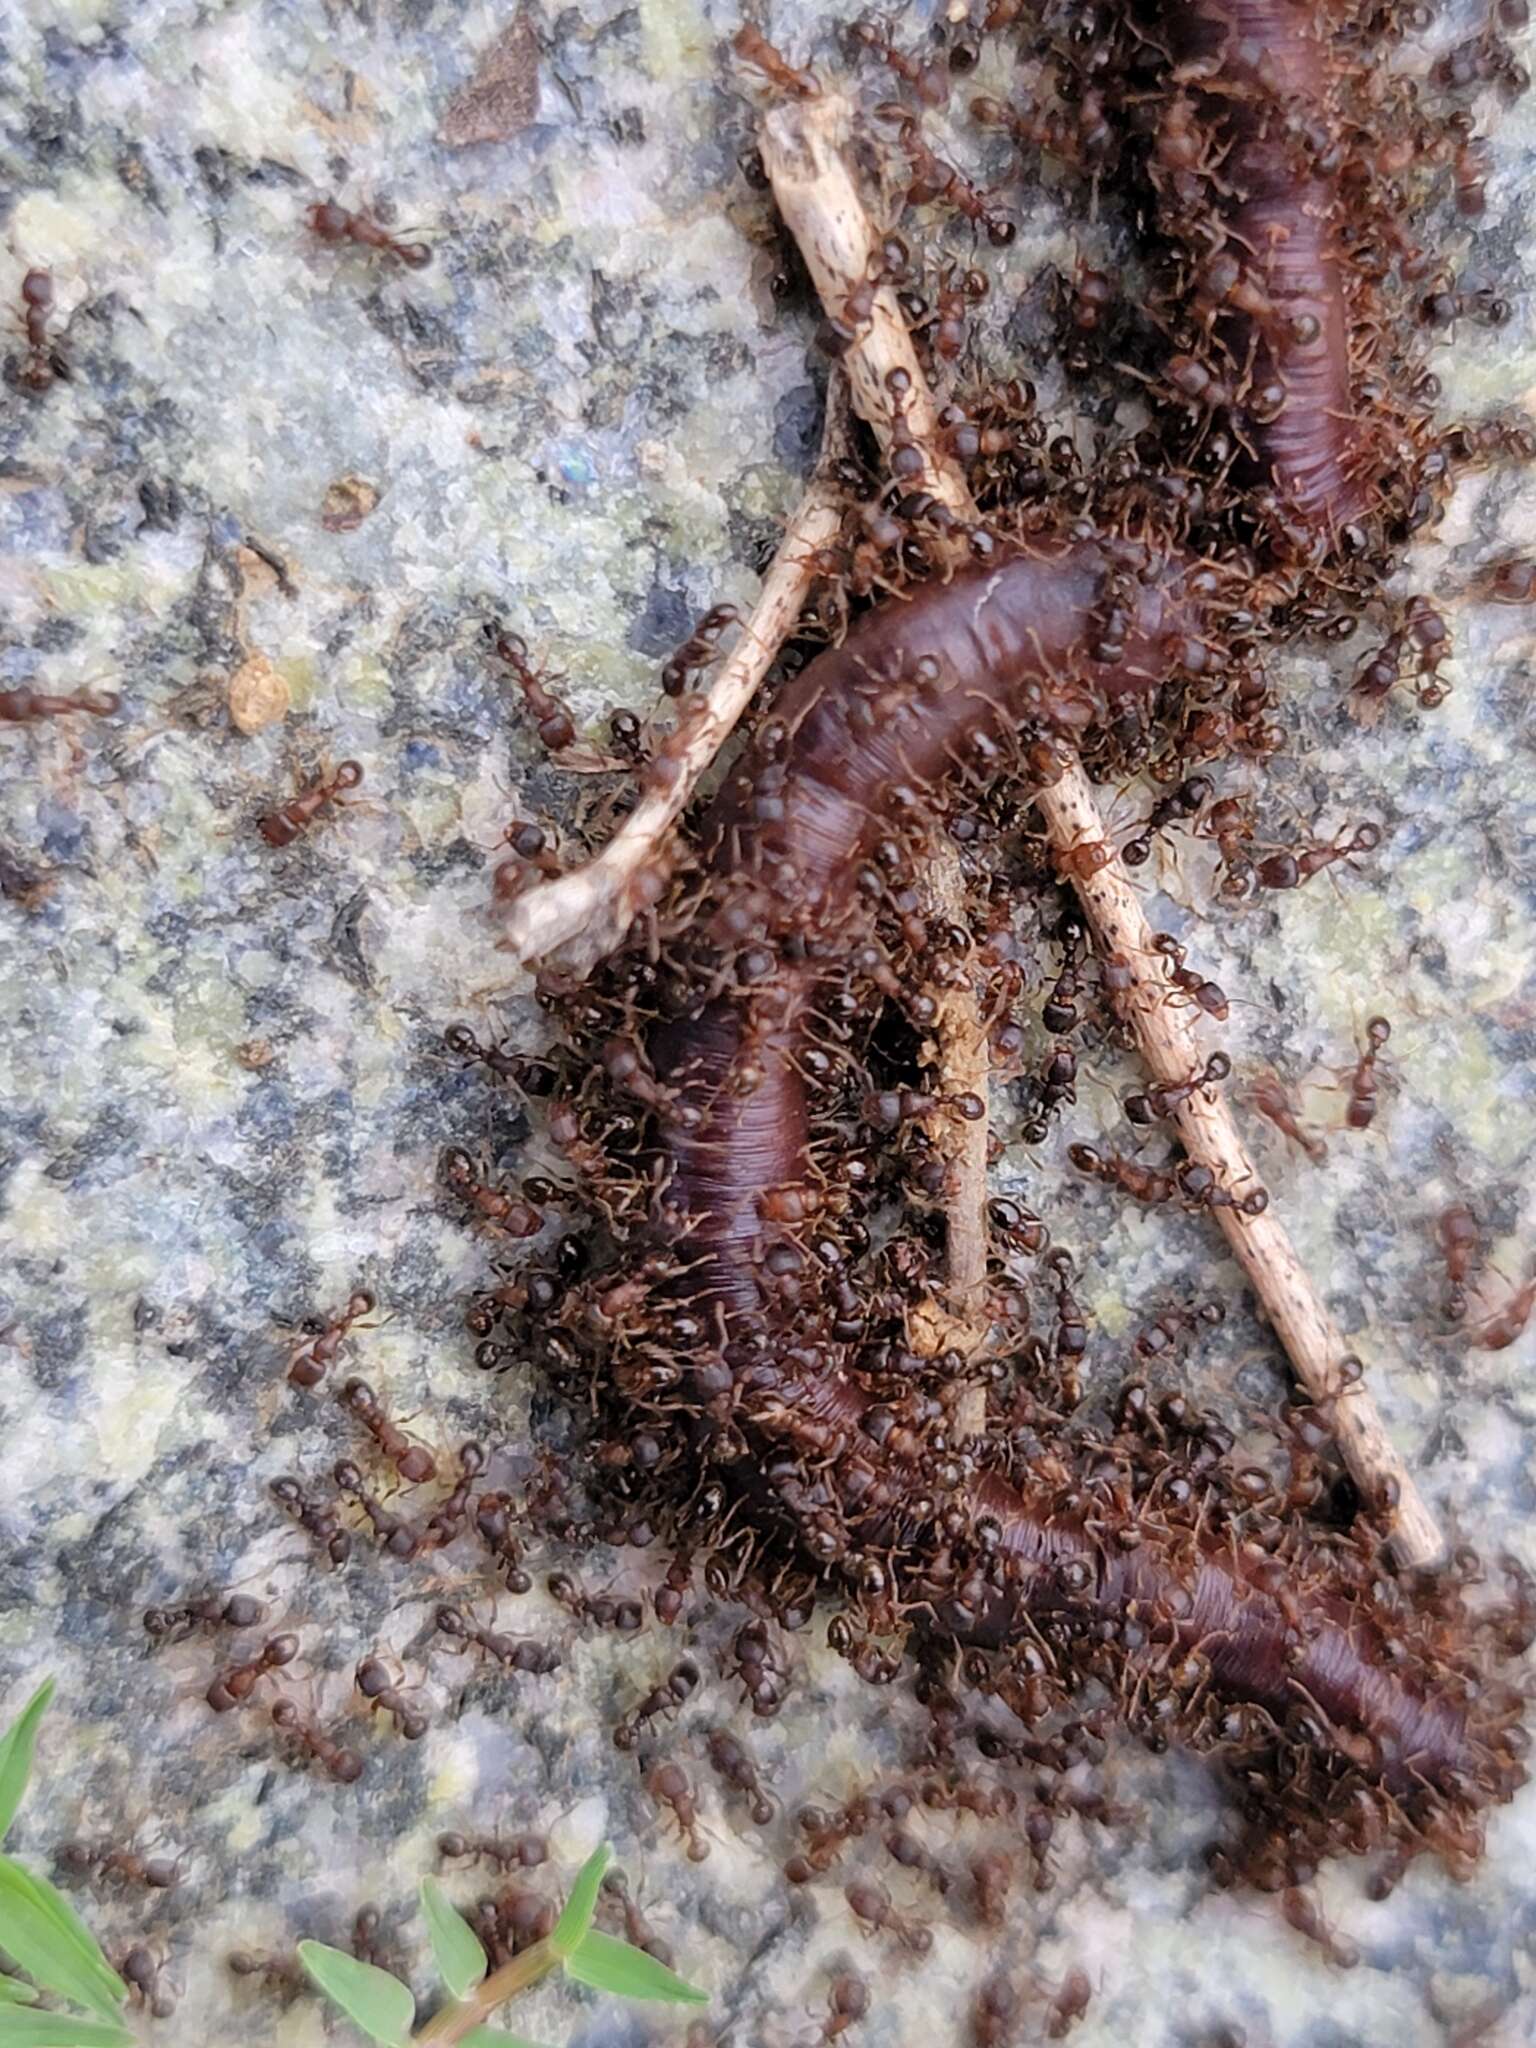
[757,89,1442,1569]
[501,408,848,974]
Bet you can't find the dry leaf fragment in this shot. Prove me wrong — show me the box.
[227,653,291,734]
[441,8,540,147]
[320,475,381,532]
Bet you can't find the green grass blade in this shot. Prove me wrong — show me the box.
[0,1860,126,2023]
[419,1879,487,2000]
[549,1842,610,1958]
[0,2012,132,2046]
[297,1942,414,2046]
[562,1927,708,2005]
[461,2030,552,2048]
[0,1683,55,1842]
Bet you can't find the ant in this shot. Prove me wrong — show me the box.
[1254,822,1382,891]
[442,1022,524,1085]
[1132,1298,1225,1367]
[56,1839,183,1892]
[441,1148,545,1238]
[785,1794,874,1883]
[646,1762,710,1860]
[601,1868,674,1966]
[338,1377,436,1485]
[351,1905,390,1971]
[1045,1966,1093,2038]
[355,1655,428,1739]
[307,199,431,267]
[14,267,66,394]
[844,1876,931,1956]
[227,1950,307,2003]
[703,1727,775,1825]
[413,1440,487,1551]
[1343,1016,1391,1131]
[1,685,120,723]
[1469,1265,1536,1351]
[547,1571,644,1632]
[287,1287,376,1389]
[614,1659,700,1750]
[1249,1071,1327,1164]
[882,109,1016,245]
[269,1475,351,1566]
[1151,933,1228,1019]
[488,628,578,752]
[814,1969,869,2041]
[206,1633,299,1713]
[334,1459,419,1560]
[846,18,948,107]
[474,1489,533,1593]
[437,1829,549,1872]
[970,1974,1017,2048]
[1120,773,1213,869]
[1123,1050,1231,1125]
[728,1617,790,1717]
[661,605,739,698]
[119,1945,176,2020]
[1436,1204,1482,1320]
[435,1603,561,1674]
[1280,1888,1360,1969]
[257,760,363,848]
[143,1590,266,1646]
[270,1699,364,1784]
[732,24,818,97]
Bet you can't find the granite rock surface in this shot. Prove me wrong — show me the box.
[1,2,1534,2044]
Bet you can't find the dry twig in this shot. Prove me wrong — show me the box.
[756,89,1441,1568]
[501,399,848,973]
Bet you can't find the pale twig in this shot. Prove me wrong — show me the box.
[501,396,849,974]
[756,89,1442,1568]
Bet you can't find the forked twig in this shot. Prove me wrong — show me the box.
[501,393,849,974]
[756,89,1442,1569]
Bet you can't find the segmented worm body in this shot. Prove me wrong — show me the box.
[647,539,1203,1316]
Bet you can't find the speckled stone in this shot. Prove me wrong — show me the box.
[1,3,1533,2046]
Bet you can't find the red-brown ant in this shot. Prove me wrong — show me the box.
[600,1869,674,1965]
[1469,1266,1536,1351]
[14,267,65,394]
[56,1839,183,1892]
[1436,1204,1482,1320]
[489,628,578,752]
[206,1633,299,1713]
[844,1876,931,1956]
[1045,1966,1094,2037]
[351,1905,390,1971]
[1151,933,1228,1019]
[334,1459,419,1560]
[143,1591,266,1646]
[355,1655,428,1739]
[1343,1017,1391,1131]
[847,18,948,107]
[970,1974,1017,2048]
[1123,1050,1231,1125]
[646,1762,710,1860]
[413,1440,487,1551]
[732,24,818,97]
[703,1728,775,1825]
[1249,1071,1327,1164]
[1254,822,1382,891]
[270,1699,364,1784]
[547,1571,644,1632]
[661,605,739,697]
[227,1950,307,2003]
[307,199,431,267]
[882,109,1016,245]
[474,1490,533,1593]
[727,1617,790,1717]
[338,1376,436,1484]
[257,761,363,848]
[437,1830,549,1872]
[435,1603,561,1674]
[119,1945,176,2020]
[287,1288,376,1389]
[1,685,120,723]
[614,1659,700,1749]
[815,1970,870,2041]
[269,1475,352,1566]
[442,1149,544,1238]
[1280,1888,1360,1969]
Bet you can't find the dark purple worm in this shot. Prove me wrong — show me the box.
[1160,0,1375,530]
[646,537,1205,1317]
